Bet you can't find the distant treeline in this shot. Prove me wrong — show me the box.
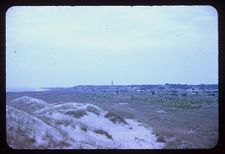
[72,84,218,91]
[164,84,218,90]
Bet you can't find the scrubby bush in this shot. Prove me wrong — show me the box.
[55,119,71,126]
[105,112,127,125]
[80,123,88,132]
[94,129,113,140]
[56,140,71,148]
[43,130,69,149]
[7,125,36,149]
[65,110,87,118]
[156,135,166,143]
[86,106,100,115]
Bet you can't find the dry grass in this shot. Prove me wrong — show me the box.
[156,135,166,143]
[65,109,87,118]
[86,106,100,115]
[7,125,36,149]
[105,111,127,125]
[94,129,113,140]
[43,130,72,149]
[55,119,71,126]
[80,123,88,132]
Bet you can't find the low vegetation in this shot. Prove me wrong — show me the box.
[7,125,36,149]
[55,119,71,126]
[94,129,113,140]
[65,109,87,118]
[104,111,127,125]
[79,123,88,132]
[86,106,100,115]
[42,130,71,149]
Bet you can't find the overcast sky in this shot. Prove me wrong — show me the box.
[6,6,218,88]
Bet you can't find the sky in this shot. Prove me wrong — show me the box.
[6,6,218,88]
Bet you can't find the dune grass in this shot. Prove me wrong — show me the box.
[94,129,113,140]
[104,111,127,125]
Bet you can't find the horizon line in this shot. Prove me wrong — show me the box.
[7,83,218,89]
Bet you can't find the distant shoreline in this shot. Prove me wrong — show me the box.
[6,87,50,92]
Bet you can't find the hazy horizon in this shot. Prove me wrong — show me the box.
[7,82,218,89]
[6,6,218,88]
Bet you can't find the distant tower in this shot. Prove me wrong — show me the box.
[111,81,114,86]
